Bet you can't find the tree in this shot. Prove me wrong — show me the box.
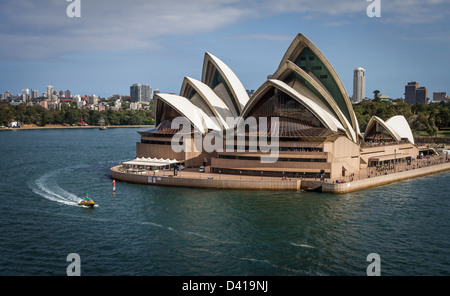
[373,90,380,100]
[40,111,47,126]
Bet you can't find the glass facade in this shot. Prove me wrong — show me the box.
[282,70,341,121]
[364,122,397,143]
[246,87,338,139]
[294,47,352,125]
[209,67,240,115]
[154,102,191,134]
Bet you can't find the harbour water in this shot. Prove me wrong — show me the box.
[1,127,449,276]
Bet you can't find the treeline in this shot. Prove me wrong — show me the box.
[2,100,449,135]
[0,102,155,126]
[353,99,450,136]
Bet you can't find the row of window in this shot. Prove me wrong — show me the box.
[224,145,323,152]
[141,139,182,145]
[218,155,326,162]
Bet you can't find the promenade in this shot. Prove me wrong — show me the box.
[111,154,450,193]
[111,165,301,191]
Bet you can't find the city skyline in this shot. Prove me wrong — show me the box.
[1,0,449,99]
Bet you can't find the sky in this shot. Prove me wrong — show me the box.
[1,0,449,100]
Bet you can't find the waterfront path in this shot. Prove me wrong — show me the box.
[111,154,450,193]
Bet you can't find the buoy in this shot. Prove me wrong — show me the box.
[112,179,116,192]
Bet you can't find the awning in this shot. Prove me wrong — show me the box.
[369,153,404,162]
[123,157,180,167]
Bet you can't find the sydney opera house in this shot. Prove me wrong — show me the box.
[135,34,419,180]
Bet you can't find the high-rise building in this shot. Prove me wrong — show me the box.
[415,87,428,104]
[22,89,30,102]
[352,67,365,103]
[65,90,71,99]
[46,85,54,101]
[404,82,429,104]
[404,82,418,104]
[31,89,39,99]
[130,83,152,102]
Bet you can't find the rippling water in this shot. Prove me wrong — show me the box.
[0,128,449,275]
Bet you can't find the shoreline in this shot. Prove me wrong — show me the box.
[0,124,154,131]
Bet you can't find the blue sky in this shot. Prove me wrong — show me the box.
[1,0,449,100]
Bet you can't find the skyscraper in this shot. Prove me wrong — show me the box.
[404,82,418,104]
[352,67,365,103]
[31,89,39,99]
[404,82,428,104]
[22,89,30,102]
[415,87,428,104]
[130,83,152,102]
[46,85,54,100]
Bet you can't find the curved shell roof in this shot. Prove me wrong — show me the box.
[153,33,414,146]
[202,52,249,115]
[180,77,234,130]
[241,79,345,133]
[155,93,221,134]
[364,115,415,144]
[278,33,360,137]
[271,60,357,142]
[385,115,415,144]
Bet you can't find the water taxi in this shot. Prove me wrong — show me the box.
[78,195,96,208]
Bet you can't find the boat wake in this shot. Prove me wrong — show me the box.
[290,242,315,249]
[31,169,82,207]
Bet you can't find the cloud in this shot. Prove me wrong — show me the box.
[0,0,448,60]
[0,0,250,59]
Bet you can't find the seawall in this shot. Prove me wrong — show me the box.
[111,166,301,191]
[111,161,450,193]
[322,161,450,193]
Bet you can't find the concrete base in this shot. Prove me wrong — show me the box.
[110,161,450,193]
[322,161,450,193]
[111,166,301,191]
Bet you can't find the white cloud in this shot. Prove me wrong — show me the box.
[0,0,448,59]
[0,0,250,59]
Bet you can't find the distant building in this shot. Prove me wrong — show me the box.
[433,92,449,102]
[40,100,49,109]
[46,85,54,101]
[404,81,418,104]
[114,100,122,110]
[415,87,428,104]
[129,102,142,111]
[404,81,430,105]
[352,67,365,103]
[152,88,160,100]
[65,90,71,99]
[88,94,98,105]
[31,89,39,99]
[246,89,255,98]
[130,83,152,102]
[22,89,30,102]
